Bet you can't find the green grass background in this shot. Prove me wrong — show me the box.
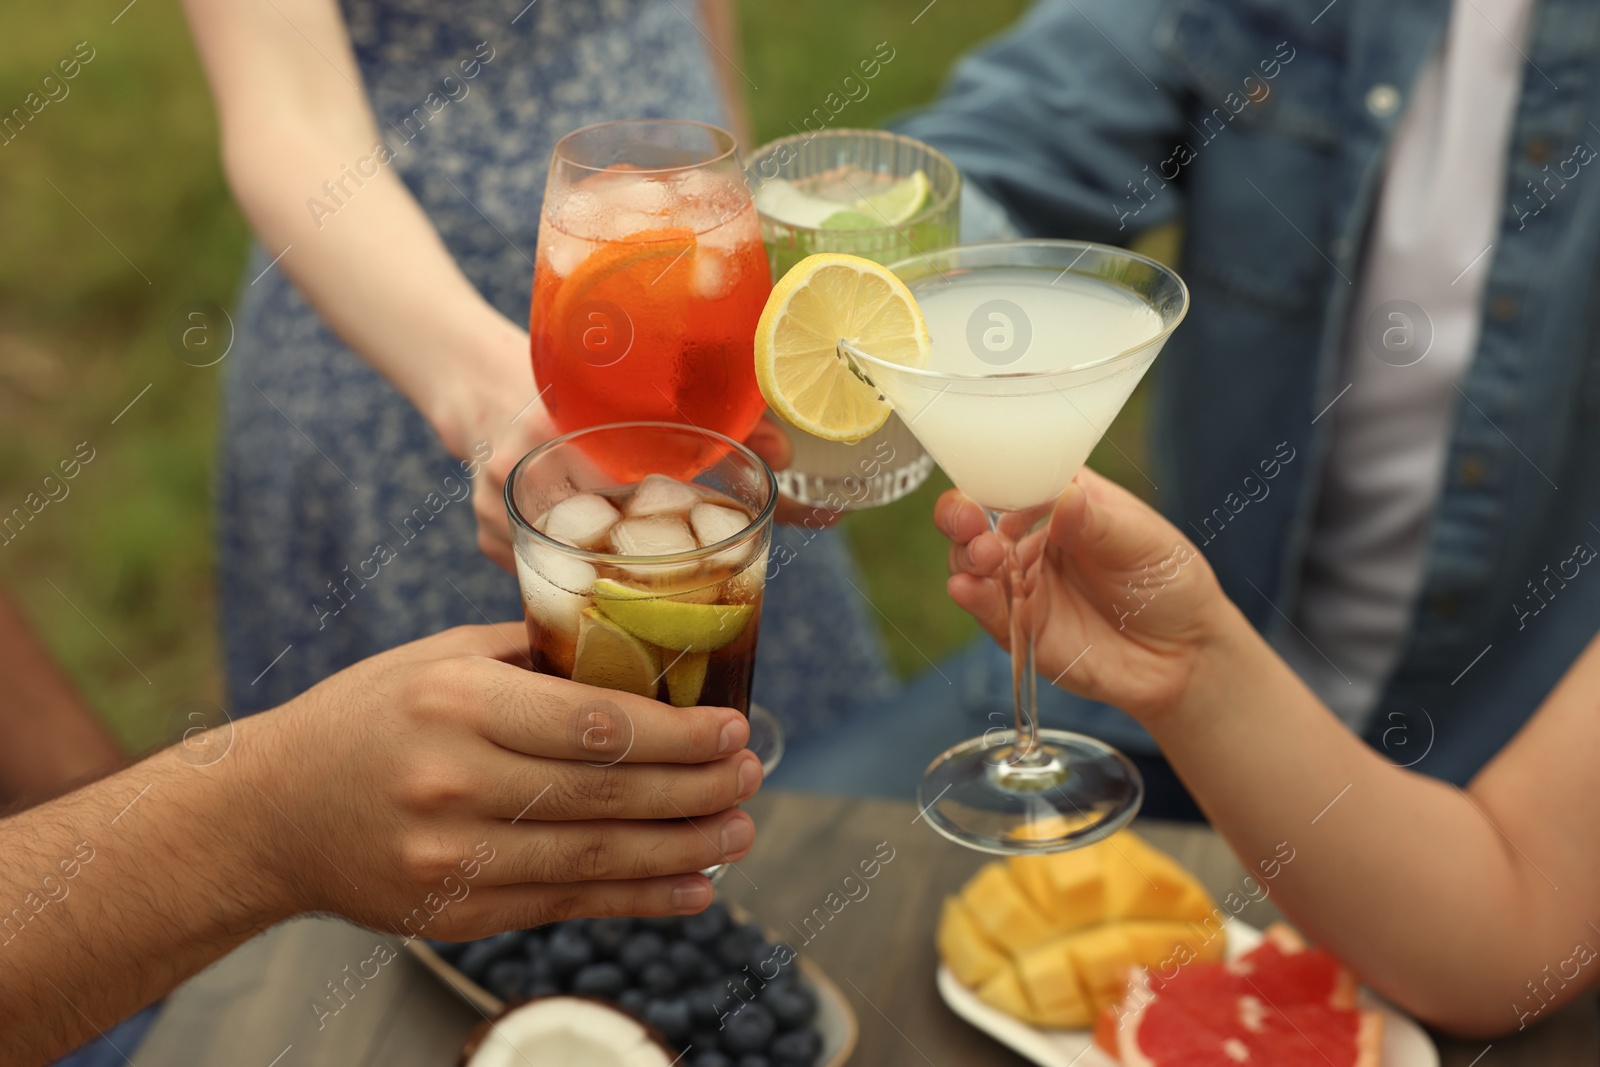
[0,0,1156,752]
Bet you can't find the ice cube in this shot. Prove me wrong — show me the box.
[692,250,736,300]
[603,173,674,216]
[514,544,596,647]
[696,203,760,255]
[692,502,755,571]
[539,227,598,278]
[611,211,663,240]
[626,473,703,518]
[547,189,611,241]
[542,493,620,550]
[690,502,750,548]
[610,515,697,557]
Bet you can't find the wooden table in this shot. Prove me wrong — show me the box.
[136,791,1596,1066]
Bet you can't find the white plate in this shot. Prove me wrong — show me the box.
[936,920,1438,1067]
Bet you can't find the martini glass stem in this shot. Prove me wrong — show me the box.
[987,507,1049,769]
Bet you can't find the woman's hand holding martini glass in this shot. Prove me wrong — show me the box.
[753,241,1189,854]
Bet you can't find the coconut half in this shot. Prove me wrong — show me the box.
[461,997,675,1067]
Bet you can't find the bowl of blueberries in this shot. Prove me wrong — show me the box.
[418,901,855,1067]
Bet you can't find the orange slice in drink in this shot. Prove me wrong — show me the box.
[549,226,697,369]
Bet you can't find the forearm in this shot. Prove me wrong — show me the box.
[0,593,122,804]
[224,125,527,455]
[0,720,290,1065]
[1155,601,1573,1034]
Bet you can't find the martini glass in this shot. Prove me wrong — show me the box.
[846,240,1189,854]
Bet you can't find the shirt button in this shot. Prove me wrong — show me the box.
[1366,84,1402,118]
[1526,137,1553,165]
[1490,295,1519,322]
[1433,594,1460,620]
[1459,455,1488,486]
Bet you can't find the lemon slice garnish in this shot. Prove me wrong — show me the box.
[753,253,930,442]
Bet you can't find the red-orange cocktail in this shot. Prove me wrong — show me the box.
[531,121,770,467]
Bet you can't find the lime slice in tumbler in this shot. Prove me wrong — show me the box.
[664,651,711,707]
[571,609,660,698]
[593,590,753,653]
[592,578,654,601]
[819,209,881,230]
[855,170,931,226]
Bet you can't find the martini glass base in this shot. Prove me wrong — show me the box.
[917,728,1143,855]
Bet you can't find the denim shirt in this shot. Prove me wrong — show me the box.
[898,0,1600,785]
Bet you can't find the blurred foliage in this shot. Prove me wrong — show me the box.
[0,0,246,751]
[0,0,1158,745]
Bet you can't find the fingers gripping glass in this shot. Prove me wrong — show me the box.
[504,422,782,878]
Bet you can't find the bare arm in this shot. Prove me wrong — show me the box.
[699,0,752,147]
[939,471,1598,1037]
[0,592,122,804]
[0,625,760,1065]
[180,0,529,457]
[179,0,562,571]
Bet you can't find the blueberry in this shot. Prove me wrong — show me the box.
[526,955,559,988]
[640,960,681,995]
[644,996,693,1043]
[760,983,816,1029]
[668,941,714,980]
[572,962,628,999]
[456,931,524,978]
[737,1057,771,1067]
[584,917,633,958]
[619,931,667,973]
[637,915,684,936]
[721,1004,776,1056]
[520,931,546,961]
[690,1053,734,1067]
[747,943,797,982]
[546,926,594,976]
[769,1028,822,1066]
[715,931,752,969]
[689,983,736,1026]
[484,960,529,998]
[524,981,560,999]
[682,902,731,943]
[618,988,648,1016]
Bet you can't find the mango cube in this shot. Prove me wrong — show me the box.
[936,896,1008,988]
[1121,919,1225,970]
[960,863,1057,955]
[977,965,1036,1024]
[1014,939,1095,1028]
[1011,846,1106,934]
[1102,835,1200,920]
[1063,925,1138,1011]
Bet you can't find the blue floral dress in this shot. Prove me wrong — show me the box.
[215,0,896,737]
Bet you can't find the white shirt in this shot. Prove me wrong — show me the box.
[1277,0,1536,729]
